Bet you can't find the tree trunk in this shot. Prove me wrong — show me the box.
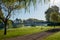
[4,19,8,35]
[4,22,7,35]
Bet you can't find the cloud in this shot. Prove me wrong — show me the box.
[50,0,60,7]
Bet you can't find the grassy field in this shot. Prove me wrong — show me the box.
[44,32,60,40]
[0,26,53,40]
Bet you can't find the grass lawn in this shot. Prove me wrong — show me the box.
[0,26,55,40]
[0,27,51,40]
[44,31,60,40]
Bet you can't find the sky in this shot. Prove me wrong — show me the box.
[8,0,60,21]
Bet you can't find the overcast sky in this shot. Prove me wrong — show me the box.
[10,0,60,21]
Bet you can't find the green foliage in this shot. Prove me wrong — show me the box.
[0,9,4,19]
[1,0,50,10]
[50,12,58,22]
[0,19,2,23]
[0,9,4,23]
[2,0,37,9]
[45,6,60,23]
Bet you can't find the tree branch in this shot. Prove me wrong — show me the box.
[0,17,4,22]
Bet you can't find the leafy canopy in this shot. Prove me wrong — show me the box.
[1,0,50,10]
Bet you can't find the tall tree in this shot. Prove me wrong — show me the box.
[45,5,59,22]
[0,0,50,35]
[45,5,60,27]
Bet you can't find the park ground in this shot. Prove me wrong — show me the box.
[0,26,60,40]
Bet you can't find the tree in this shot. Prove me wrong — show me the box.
[0,0,50,35]
[45,5,60,26]
[0,5,4,23]
[50,12,58,22]
[45,5,59,22]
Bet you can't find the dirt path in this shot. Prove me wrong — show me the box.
[5,28,60,40]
